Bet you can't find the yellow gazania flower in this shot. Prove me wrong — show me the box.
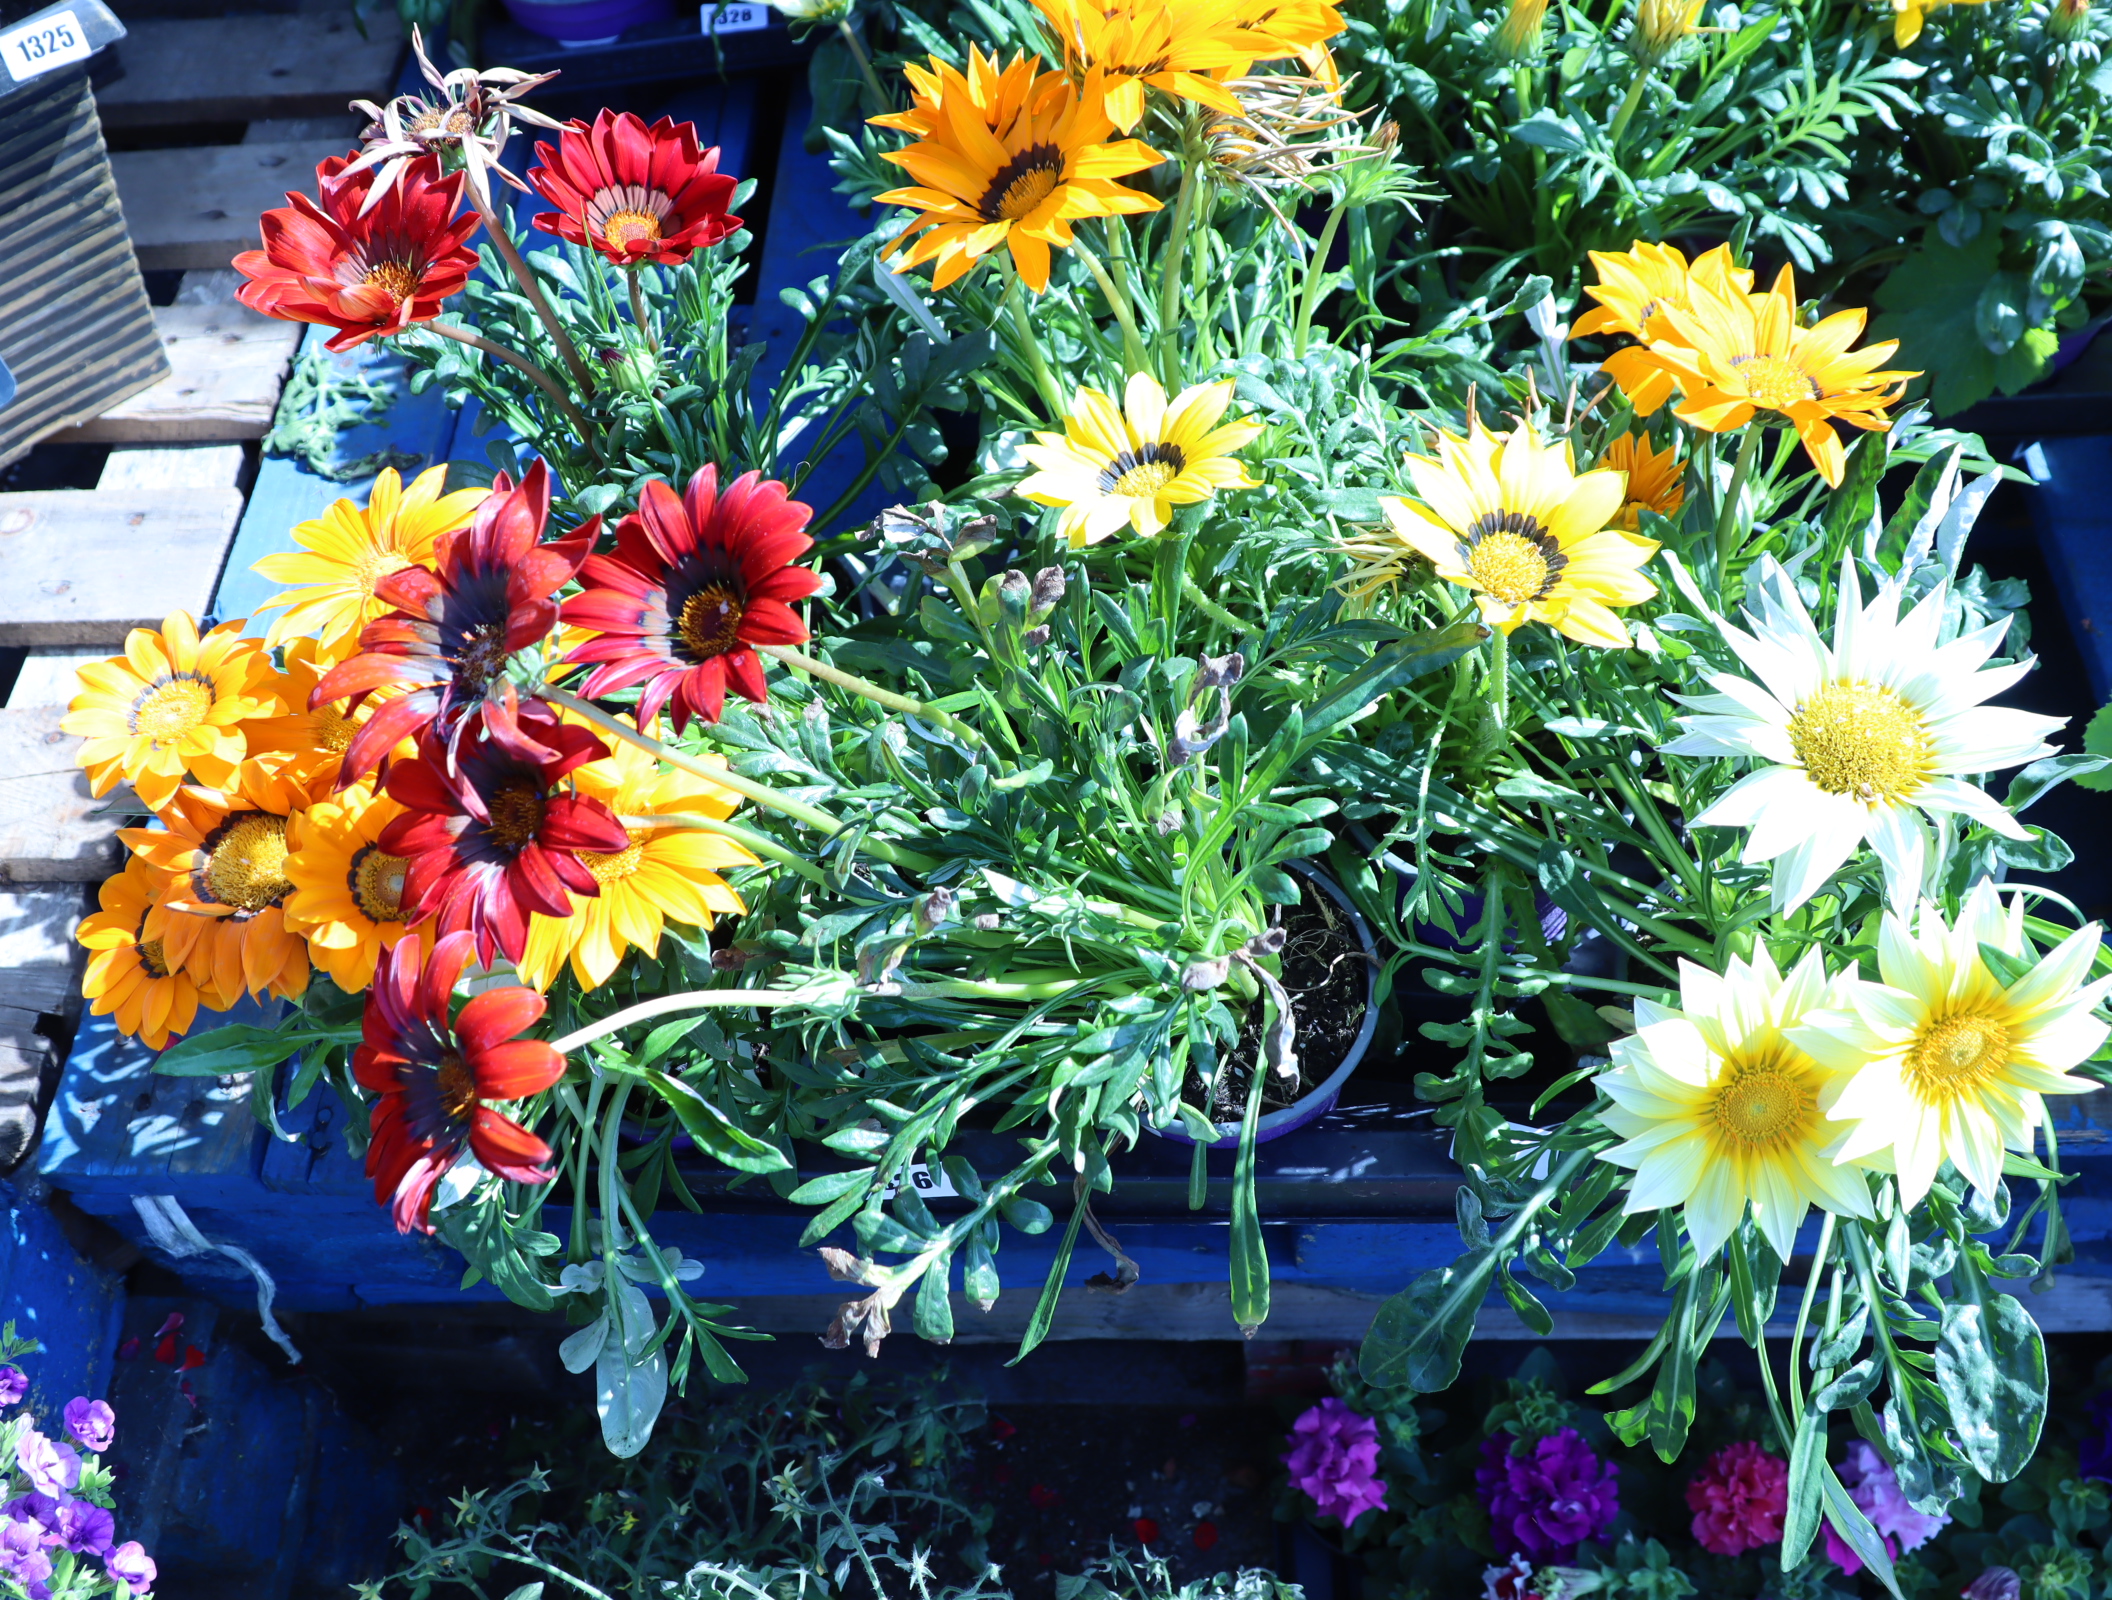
[1491,0,1550,59]
[1792,882,2109,1206]
[62,613,284,811]
[241,636,403,790]
[1015,373,1262,545]
[121,759,325,1003]
[1891,0,1990,45]
[249,465,487,662]
[1234,0,1346,85]
[1595,432,1685,530]
[1595,947,1875,1263]
[1032,0,1287,131]
[1652,265,1919,489]
[78,857,239,1050]
[515,725,756,993]
[1381,422,1659,648]
[1631,0,1706,63]
[870,50,1164,292]
[1572,241,1753,416]
[283,781,418,993]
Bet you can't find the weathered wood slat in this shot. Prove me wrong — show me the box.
[0,886,89,1015]
[97,444,248,491]
[93,15,401,130]
[110,138,349,272]
[0,708,124,884]
[58,306,300,444]
[0,488,244,646]
[5,650,107,710]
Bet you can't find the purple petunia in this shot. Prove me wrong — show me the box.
[0,1369,26,1409]
[0,1516,52,1589]
[12,1433,78,1499]
[1282,1398,1391,1527]
[1823,1441,1950,1575]
[1476,1427,1621,1561]
[61,1397,115,1455]
[107,1539,156,1595]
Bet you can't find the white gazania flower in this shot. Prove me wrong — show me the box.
[1662,558,2063,914]
[1594,946,1874,1264]
[1791,881,2110,1206]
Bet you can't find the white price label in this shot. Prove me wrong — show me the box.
[700,2,769,32]
[0,9,90,82]
[881,1161,959,1201]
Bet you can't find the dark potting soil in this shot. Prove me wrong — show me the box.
[1191,876,1370,1123]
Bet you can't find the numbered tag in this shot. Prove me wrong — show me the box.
[699,2,769,32]
[0,9,90,82]
[881,1161,959,1201]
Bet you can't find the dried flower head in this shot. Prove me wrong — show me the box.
[345,28,562,213]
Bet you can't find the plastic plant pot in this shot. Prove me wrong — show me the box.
[500,0,673,44]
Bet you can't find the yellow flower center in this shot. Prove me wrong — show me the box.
[979,144,1064,222]
[1707,1057,1816,1152]
[349,843,409,923]
[485,781,547,851]
[677,583,746,662]
[137,938,171,980]
[351,542,413,598]
[581,830,649,885]
[1786,680,1932,803]
[197,812,293,915]
[1099,443,1187,500]
[602,209,663,248]
[362,260,421,303]
[1731,353,1820,412]
[436,1051,479,1121]
[1460,512,1567,606]
[1905,1012,2012,1103]
[130,674,214,744]
[311,702,359,754]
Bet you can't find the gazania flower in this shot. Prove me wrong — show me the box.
[356,931,566,1233]
[63,613,283,810]
[1032,0,1282,130]
[529,110,741,267]
[1791,883,2109,1205]
[1572,242,1753,417]
[119,760,327,1002]
[1382,422,1659,648]
[233,154,479,353]
[1653,265,1918,488]
[78,859,237,1049]
[317,461,597,785]
[1662,558,2062,913]
[560,464,820,731]
[284,781,418,992]
[1595,947,1873,1263]
[1491,0,1550,59]
[1630,0,1706,62]
[1890,0,1990,44]
[515,725,756,991]
[1235,0,1349,80]
[345,29,560,213]
[380,710,631,968]
[1595,432,1685,530]
[251,465,488,662]
[244,637,409,791]
[1016,373,1262,545]
[871,50,1163,291]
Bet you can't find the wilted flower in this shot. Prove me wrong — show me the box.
[1283,1398,1390,1526]
[1686,1440,1786,1556]
[1476,1427,1619,1560]
[1483,1554,1539,1600]
[345,28,561,211]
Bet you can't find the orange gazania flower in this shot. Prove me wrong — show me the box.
[528,110,741,267]
[78,858,238,1050]
[284,780,420,993]
[1595,432,1686,530]
[1032,0,1287,130]
[1572,241,1753,416]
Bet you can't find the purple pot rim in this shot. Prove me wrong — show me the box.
[502,0,671,39]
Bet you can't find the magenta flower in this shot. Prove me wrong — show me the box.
[1823,1440,1949,1574]
[108,1538,157,1594]
[1282,1398,1390,1527]
[62,1397,114,1454]
[12,1433,78,1499]
[1686,1441,1787,1556]
[0,1368,25,1408]
[1476,1427,1619,1560]
[1482,1553,1539,1600]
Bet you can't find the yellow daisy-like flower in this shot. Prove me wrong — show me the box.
[1381,422,1660,648]
[1233,0,1346,83]
[1015,372,1262,546]
[1595,947,1876,1263]
[1792,882,2109,1206]
[249,465,487,662]
[1595,432,1685,530]
[1572,241,1753,417]
[78,857,239,1050]
[515,725,756,993]
[1652,265,1919,489]
[1032,0,1286,130]
[62,613,284,812]
[1890,0,1989,45]
[242,637,403,790]
[121,759,325,1003]
[870,50,1164,292]
[284,781,418,993]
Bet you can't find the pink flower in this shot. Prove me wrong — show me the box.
[1283,1398,1390,1527]
[1483,1553,1539,1600]
[1686,1441,1788,1556]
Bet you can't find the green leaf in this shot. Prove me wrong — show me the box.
[1936,1271,2047,1481]
[1009,1192,1087,1366]
[1297,622,1487,746]
[1781,1401,1827,1568]
[789,1169,869,1206]
[2078,703,2112,792]
[914,1256,956,1343]
[1358,1247,1495,1393]
[1872,229,2058,416]
[154,1023,317,1077]
[1229,1073,1271,1337]
[647,1072,792,1174]
[2005,753,2112,813]
[1822,1467,1902,1598]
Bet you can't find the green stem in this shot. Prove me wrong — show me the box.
[1156,151,1200,387]
[423,322,594,446]
[1513,64,1537,117]
[759,643,986,748]
[626,269,657,354]
[465,180,597,395]
[837,16,887,108]
[1003,269,1065,417]
[1608,68,1651,146]
[1488,625,1511,730]
[1714,423,1765,576]
[1072,236,1150,375]
[1293,201,1348,358]
[1788,1210,1838,1418]
[616,811,828,886]
[553,985,854,1055]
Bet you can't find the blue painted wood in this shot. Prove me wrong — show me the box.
[0,1181,123,1412]
[2021,436,2112,700]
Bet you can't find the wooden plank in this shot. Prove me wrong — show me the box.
[0,488,244,647]
[0,886,88,1015]
[110,139,349,272]
[6,651,106,710]
[93,15,401,131]
[98,445,247,492]
[58,306,299,444]
[0,708,124,884]
[243,115,361,145]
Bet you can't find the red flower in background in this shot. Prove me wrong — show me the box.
[560,465,820,730]
[317,461,596,784]
[529,110,740,266]
[380,710,628,967]
[357,931,566,1233]
[234,154,479,351]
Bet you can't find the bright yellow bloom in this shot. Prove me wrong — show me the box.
[1032,0,1293,130]
[1631,0,1705,63]
[1595,432,1685,530]
[1891,0,1990,45]
[284,780,418,992]
[1229,0,1347,88]
[78,857,239,1049]
[1572,241,1753,416]
[1016,373,1261,545]
[62,612,285,811]
[871,50,1163,292]
[1652,265,1918,488]
[515,725,755,992]
[1793,883,2108,1206]
[1492,0,1550,59]
[249,465,487,662]
[1382,422,1659,648]
[242,637,404,790]
[1595,947,1875,1263]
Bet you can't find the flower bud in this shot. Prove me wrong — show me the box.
[1631,0,1705,64]
[997,569,1032,628]
[2050,0,2089,40]
[915,886,957,933]
[1029,565,1067,618]
[1963,1569,2021,1600]
[1492,0,1551,62]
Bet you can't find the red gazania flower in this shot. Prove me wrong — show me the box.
[559,465,820,730]
[528,110,741,266]
[233,154,479,352]
[380,709,629,967]
[316,460,597,785]
[356,930,566,1233]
